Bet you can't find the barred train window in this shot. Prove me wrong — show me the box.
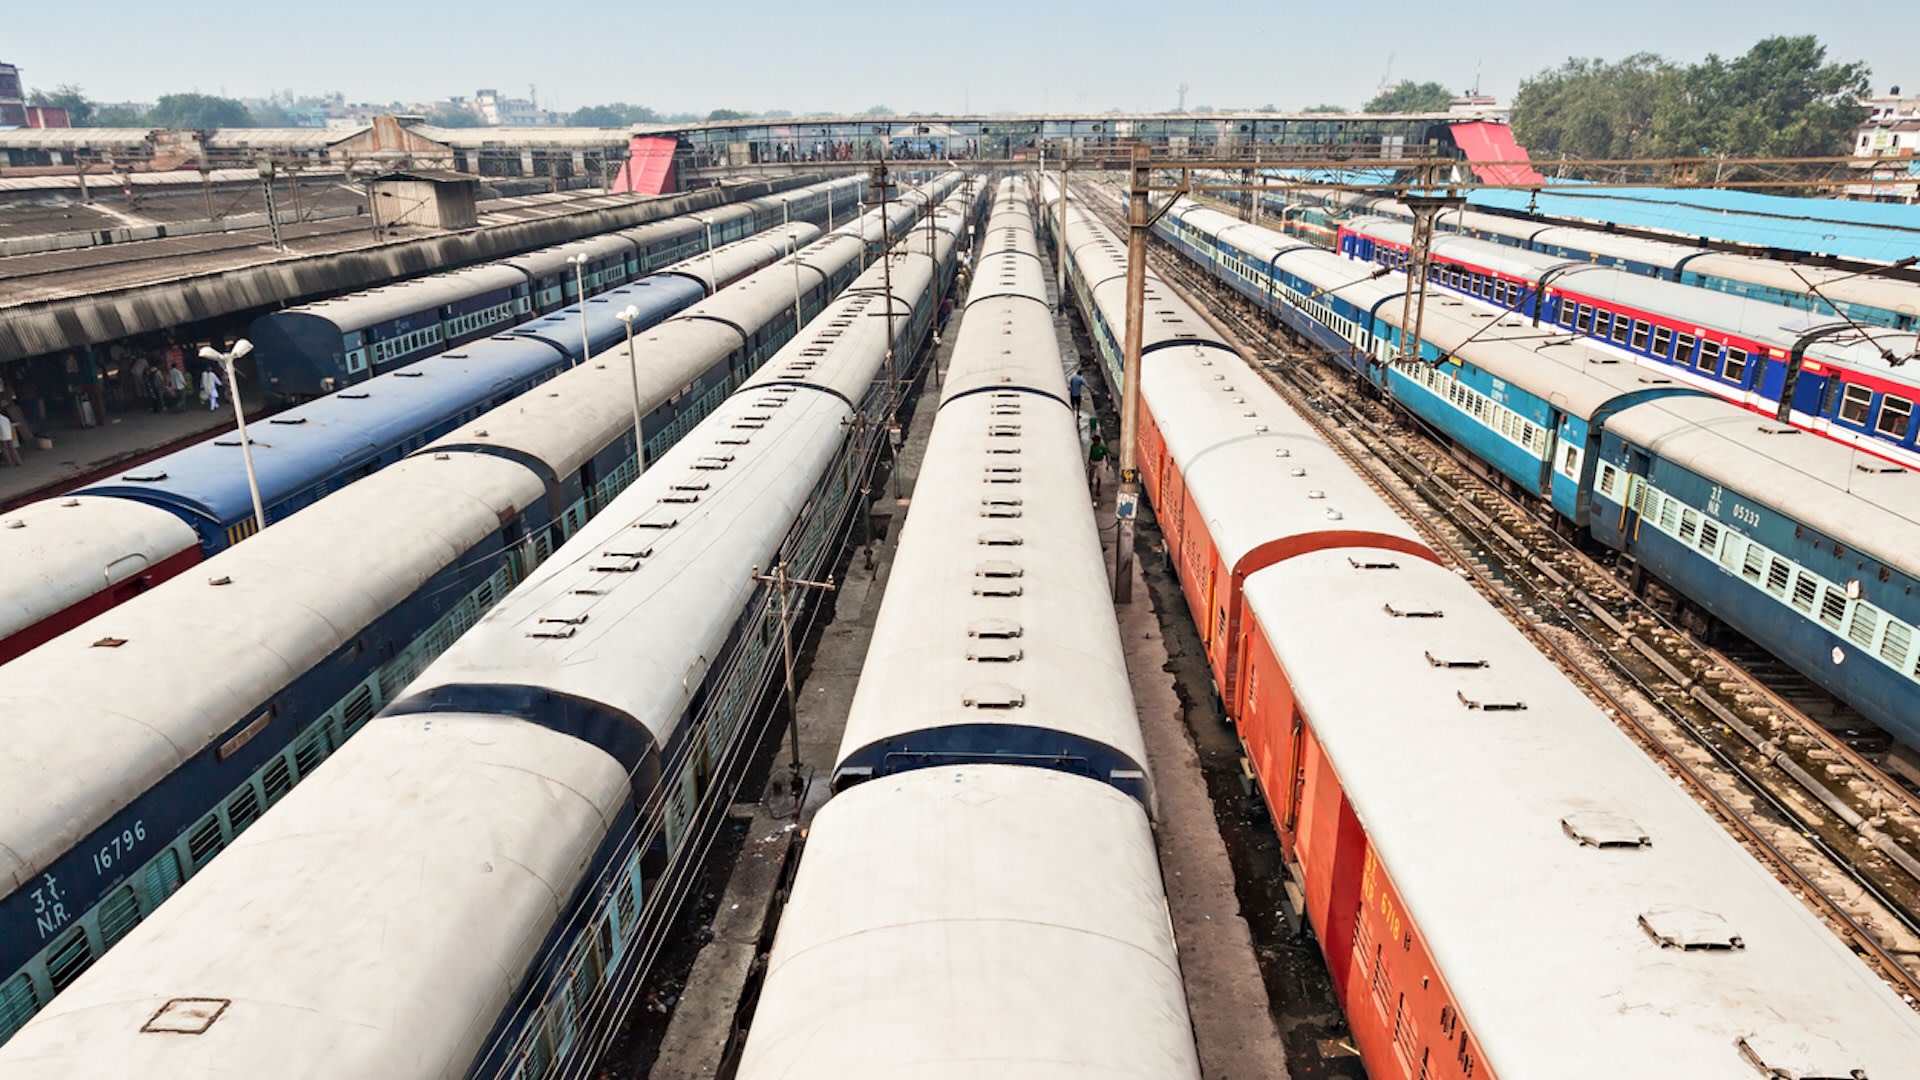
[1651,326,1673,358]
[1878,395,1912,439]
[1723,347,1748,382]
[1839,384,1874,426]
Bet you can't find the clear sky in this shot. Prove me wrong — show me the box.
[7,0,1913,115]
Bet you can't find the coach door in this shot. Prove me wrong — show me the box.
[1621,447,1654,541]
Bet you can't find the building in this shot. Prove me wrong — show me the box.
[1849,87,1920,204]
[0,62,25,128]
[474,88,553,127]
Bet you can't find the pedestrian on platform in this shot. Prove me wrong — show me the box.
[0,410,19,467]
[166,365,188,412]
[1068,369,1087,413]
[143,365,166,413]
[200,365,222,412]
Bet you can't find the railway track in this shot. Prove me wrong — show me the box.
[1075,183,1920,1002]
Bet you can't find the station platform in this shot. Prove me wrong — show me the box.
[0,391,261,512]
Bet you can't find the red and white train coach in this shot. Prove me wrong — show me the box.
[1049,181,1920,1079]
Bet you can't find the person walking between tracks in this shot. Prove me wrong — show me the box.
[1068,370,1087,413]
[200,364,222,412]
[1088,433,1110,500]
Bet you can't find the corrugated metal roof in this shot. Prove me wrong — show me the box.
[1468,185,1920,263]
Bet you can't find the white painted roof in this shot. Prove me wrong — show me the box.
[836,179,1147,794]
[403,228,932,743]
[0,496,197,644]
[1142,346,1426,568]
[737,766,1201,1080]
[0,714,628,1079]
[1243,550,1920,1076]
[0,452,542,893]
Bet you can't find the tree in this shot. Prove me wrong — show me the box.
[429,108,483,128]
[706,108,748,121]
[1303,103,1349,114]
[1510,53,1680,159]
[94,105,146,127]
[1510,35,1870,161]
[863,104,893,116]
[27,84,94,126]
[1675,35,1869,158]
[144,93,255,129]
[1364,80,1454,113]
[568,102,660,127]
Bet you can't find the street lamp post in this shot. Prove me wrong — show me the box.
[567,252,591,365]
[615,305,648,479]
[198,340,267,538]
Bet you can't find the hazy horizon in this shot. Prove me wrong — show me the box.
[9,0,1912,117]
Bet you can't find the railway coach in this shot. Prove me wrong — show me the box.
[0,189,965,1080]
[251,175,866,399]
[0,181,960,1047]
[0,224,820,670]
[741,177,1202,1080]
[1309,186,1920,330]
[1340,216,1920,469]
[72,225,819,555]
[1050,180,1920,1080]
[1154,195,1920,753]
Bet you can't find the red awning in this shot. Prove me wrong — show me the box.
[1448,122,1544,187]
[613,136,678,195]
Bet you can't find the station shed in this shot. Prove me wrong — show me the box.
[365,169,480,230]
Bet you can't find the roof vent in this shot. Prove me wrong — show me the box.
[1756,424,1800,436]
[1348,556,1399,570]
[975,560,1023,579]
[1560,810,1651,849]
[968,617,1022,639]
[1383,602,1443,618]
[1456,691,1527,712]
[1735,1033,1868,1080]
[2,519,21,529]
[962,684,1026,709]
[1638,906,1743,951]
[1424,651,1487,669]
[121,471,168,482]
[968,644,1024,663]
[978,531,1023,547]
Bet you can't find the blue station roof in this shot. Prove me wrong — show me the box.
[1466,185,1920,264]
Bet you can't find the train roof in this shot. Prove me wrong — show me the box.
[75,336,567,529]
[279,262,531,333]
[0,497,199,642]
[1604,393,1920,570]
[1243,550,1920,1076]
[837,182,1150,800]
[0,714,628,1079]
[738,767,1200,1080]
[506,271,706,355]
[0,452,542,894]
[498,230,640,277]
[398,368,853,747]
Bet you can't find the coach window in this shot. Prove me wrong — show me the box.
[1651,326,1673,358]
[1839,384,1874,426]
[1698,341,1722,374]
[1629,321,1650,351]
[1610,315,1630,344]
[1558,301,1577,328]
[1675,333,1697,366]
[1722,347,1749,383]
[1878,394,1913,439]
[1576,305,1594,332]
